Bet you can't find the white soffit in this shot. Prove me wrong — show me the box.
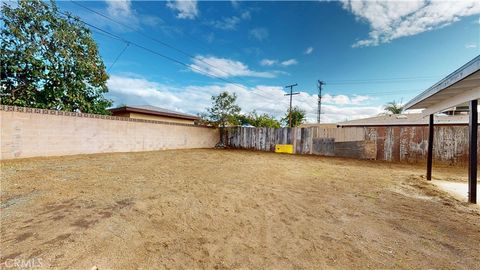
[404,55,480,115]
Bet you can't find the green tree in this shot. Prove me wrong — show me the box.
[0,0,112,114]
[384,101,404,114]
[230,111,281,128]
[195,112,214,126]
[245,111,280,128]
[254,113,281,128]
[231,113,250,126]
[282,106,306,127]
[205,91,241,144]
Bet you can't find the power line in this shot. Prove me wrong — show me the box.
[87,19,416,100]
[108,42,130,72]
[327,75,440,85]
[315,88,421,97]
[69,0,253,87]
[55,7,429,111]
[56,9,273,100]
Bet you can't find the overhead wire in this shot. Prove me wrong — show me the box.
[59,5,430,109]
[56,9,273,100]
[69,0,255,87]
[326,75,440,85]
[330,89,421,96]
[108,42,130,72]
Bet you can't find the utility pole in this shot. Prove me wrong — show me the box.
[284,83,299,128]
[317,80,325,124]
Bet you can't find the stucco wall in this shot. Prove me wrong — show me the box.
[0,106,219,160]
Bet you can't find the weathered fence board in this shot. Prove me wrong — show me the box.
[312,138,334,156]
[334,141,376,159]
[224,126,480,165]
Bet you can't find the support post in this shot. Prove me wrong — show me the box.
[284,83,299,128]
[468,99,477,204]
[317,80,325,124]
[426,114,434,180]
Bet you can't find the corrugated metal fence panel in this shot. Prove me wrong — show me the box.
[334,141,376,159]
[312,127,365,142]
[434,126,469,165]
[223,126,478,165]
[312,138,335,156]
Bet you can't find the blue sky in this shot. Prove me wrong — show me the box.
[59,0,480,123]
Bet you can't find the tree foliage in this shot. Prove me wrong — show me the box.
[281,106,306,127]
[202,91,241,145]
[384,101,404,114]
[205,91,241,128]
[0,0,112,114]
[232,111,280,128]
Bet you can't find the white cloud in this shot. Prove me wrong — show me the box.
[166,0,198,20]
[207,11,250,30]
[241,11,251,20]
[231,0,240,9]
[323,94,370,105]
[249,27,269,41]
[101,0,161,30]
[208,16,241,30]
[106,0,132,19]
[189,56,276,78]
[204,32,215,43]
[260,58,298,67]
[323,94,350,105]
[351,95,370,104]
[260,59,278,66]
[341,0,480,47]
[304,47,314,54]
[107,75,381,123]
[280,59,298,66]
[465,43,478,49]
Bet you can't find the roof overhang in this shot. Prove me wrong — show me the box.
[404,55,480,116]
[109,106,199,121]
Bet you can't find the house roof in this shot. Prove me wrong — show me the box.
[299,123,338,128]
[337,113,479,127]
[108,105,199,120]
[404,55,480,115]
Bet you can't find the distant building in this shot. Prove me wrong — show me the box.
[108,105,199,125]
[337,113,479,127]
[298,123,338,128]
[442,106,469,115]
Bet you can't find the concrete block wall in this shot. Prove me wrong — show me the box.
[0,106,219,160]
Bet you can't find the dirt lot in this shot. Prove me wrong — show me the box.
[1,149,479,269]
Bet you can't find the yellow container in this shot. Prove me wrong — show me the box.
[275,144,294,154]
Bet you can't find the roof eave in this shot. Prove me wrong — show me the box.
[404,55,480,111]
[108,106,199,121]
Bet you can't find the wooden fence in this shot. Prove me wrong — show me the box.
[223,127,375,160]
[223,126,480,165]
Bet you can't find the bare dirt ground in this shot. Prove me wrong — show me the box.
[1,149,479,269]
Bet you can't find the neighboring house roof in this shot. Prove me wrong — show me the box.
[337,113,479,127]
[299,123,338,128]
[109,105,199,120]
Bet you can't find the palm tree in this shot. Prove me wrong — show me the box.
[384,101,404,114]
